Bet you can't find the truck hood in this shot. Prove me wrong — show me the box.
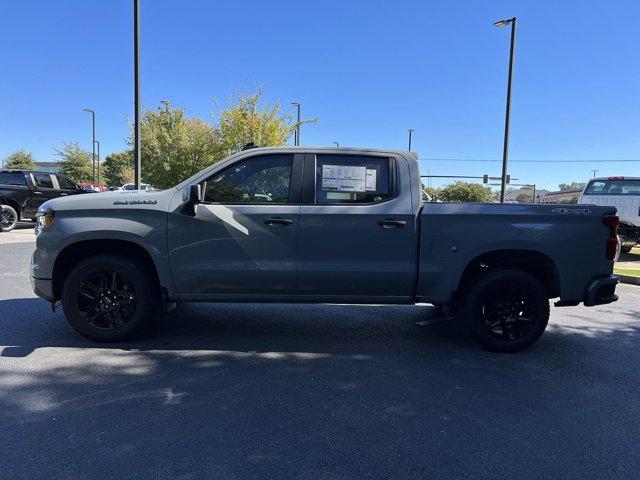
[40,188,177,213]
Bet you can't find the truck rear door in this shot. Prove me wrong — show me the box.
[297,152,416,300]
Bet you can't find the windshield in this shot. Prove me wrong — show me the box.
[584,179,640,196]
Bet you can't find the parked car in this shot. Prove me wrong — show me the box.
[78,182,107,193]
[121,182,155,191]
[579,177,640,254]
[0,170,86,232]
[31,147,619,352]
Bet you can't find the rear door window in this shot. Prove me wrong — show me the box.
[315,155,393,204]
[56,174,77,190]
[32,173,54,189]
[0,172,27,186]
[584,179,640,195]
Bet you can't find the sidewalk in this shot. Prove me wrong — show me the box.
[0,223,36,244]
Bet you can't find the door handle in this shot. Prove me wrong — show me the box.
[60,193,68,196]
[377,219,406,229]
[33,191,43,196]
[263,217,293,225]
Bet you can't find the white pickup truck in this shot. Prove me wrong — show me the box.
[579,177,640,254]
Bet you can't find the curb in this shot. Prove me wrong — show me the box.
[618,274,640,286]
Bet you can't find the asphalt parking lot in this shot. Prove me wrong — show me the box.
[1,229,639,479]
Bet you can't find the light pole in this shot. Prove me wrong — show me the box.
[94,140,101,185]
[83,108,96,182]
[407,128,414,151]
[591,169,598,178]
[494,16,517,204]
[291,102,301,146]
[134,0,141,189]
[333,141,339,147]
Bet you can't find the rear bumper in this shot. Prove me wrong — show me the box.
[583,275,619,307]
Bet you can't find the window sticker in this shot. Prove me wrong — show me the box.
[365,168,377,192]
[322,164,367,192]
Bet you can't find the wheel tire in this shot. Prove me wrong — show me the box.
[61,254,156,341]
[1,205,19,232]
[461,268,550,353]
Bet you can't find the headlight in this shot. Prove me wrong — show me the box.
[35,209,55,235]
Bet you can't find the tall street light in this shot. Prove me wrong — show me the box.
[291,102,301,146]
[333,141,339,147]
[94,140,101,185]
[407,128,414,151]
[83,108,96,182]
[494,16,517,204]
[133,0,141,189]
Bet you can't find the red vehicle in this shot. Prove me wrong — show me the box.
[77,182,107,193]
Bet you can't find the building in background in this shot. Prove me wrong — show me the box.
[537,189,582,204]
[34,161,61,173]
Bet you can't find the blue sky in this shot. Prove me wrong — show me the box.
[1,0,638,190]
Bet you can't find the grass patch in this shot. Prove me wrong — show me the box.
[614,267,640,277]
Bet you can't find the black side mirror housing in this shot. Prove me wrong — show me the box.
[181,184,202,216]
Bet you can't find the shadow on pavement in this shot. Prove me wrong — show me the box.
[1,297,640,479]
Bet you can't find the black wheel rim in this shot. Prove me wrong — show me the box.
[76,271,137,330]
[1,207,16,229]
[481,283,537,341]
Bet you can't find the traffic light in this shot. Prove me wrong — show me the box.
[483,174,489,184]
[506,175,511,184]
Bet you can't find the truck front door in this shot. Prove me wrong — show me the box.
[168,153,303,297]
[297,153,416,300]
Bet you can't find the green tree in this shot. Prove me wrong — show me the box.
[103,150,134,187]
[215,89,309,155]
[421,185,441,201]
[439,181,494,202]
[56,143,93,183]
[134,89,312,190]
[559,182,586,191]
[3,150,36,170]
[515,192,534,203]
[136,102,222,189]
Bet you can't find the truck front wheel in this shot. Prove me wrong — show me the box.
[1,205,18,232]
[461,268,550,353]
[61,254,155,341]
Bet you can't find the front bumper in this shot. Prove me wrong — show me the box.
[583,275,619,307]
[31,275,54,302]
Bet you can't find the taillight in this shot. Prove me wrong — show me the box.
[602,214,619,260]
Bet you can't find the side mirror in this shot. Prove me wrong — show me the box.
[181,184,202,216]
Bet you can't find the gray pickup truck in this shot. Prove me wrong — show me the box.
[30,147,620,352]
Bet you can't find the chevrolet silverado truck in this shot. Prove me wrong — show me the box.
[30,147,620,352]
[1,169,85,232]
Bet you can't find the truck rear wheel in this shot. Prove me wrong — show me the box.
[461,268,549,353]
[1,205,18,232]
[61,254,155,341]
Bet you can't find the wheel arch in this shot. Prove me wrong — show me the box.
[52,239,162,301]
[456,249,561,299]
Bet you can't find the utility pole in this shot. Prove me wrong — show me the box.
[407,129,414,151]
[494,17,517,203]
[133,0,141,189]
[591,169,598,178]
[83,108,96,182]
[94,140,101,185]
[291,102,301,146]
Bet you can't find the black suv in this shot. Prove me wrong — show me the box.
[0,170,85,232]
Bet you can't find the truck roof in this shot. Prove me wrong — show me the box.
[590,176,640,181]
[0,169,56,175]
